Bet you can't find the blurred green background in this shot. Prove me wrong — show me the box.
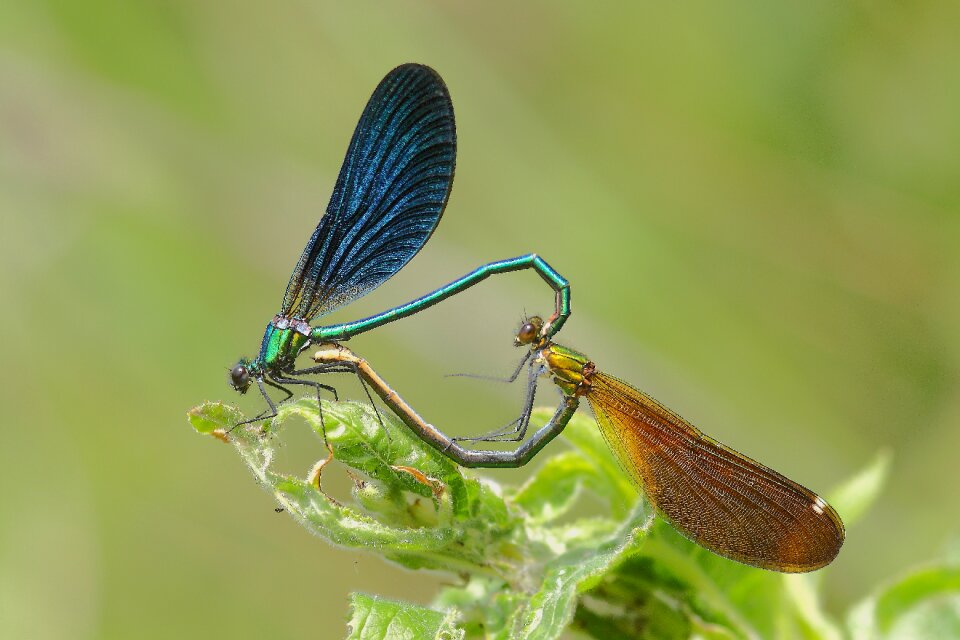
[2,1,958,638]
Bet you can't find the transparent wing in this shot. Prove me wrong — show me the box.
[281,63,456,320]
[588,372,844,572]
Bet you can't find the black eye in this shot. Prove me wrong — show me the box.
[230,365,250,391]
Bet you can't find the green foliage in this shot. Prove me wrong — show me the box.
[189,402,959,639]
[347,594,463,640]
[848,564,960,640]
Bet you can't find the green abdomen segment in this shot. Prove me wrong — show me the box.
[312,254,571,342]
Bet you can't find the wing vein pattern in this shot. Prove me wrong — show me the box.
[587,372,844,572]
[281,64,456,321]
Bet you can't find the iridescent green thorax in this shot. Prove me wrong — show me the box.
[540,343,594,397]
[256,316,311,373]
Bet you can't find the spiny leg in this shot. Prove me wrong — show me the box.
[263,376,295,400]
[455,362,542,443]
[270,373,340,442]
[280,361,358,443]
[276,364,347,493]
[487,362,537,442]
[446,351,531,384]
[284,364,341,400]
[289,362,376,414]
[355,367,387,436]
[297,361,389,438]
[278,360,390,440]
[231,377,289,430]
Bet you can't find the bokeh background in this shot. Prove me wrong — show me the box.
[2,1,959,638]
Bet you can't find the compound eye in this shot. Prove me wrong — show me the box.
[517,322,539,345]
[230,365,250,390]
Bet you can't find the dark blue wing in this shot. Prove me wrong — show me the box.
[281,63,456,321]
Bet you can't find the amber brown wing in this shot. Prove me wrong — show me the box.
[587,372,844,572]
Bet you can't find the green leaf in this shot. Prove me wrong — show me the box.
[188,399,511,575]
[530,409,635,516]
[432,577,525,639]
[593,522,764,639]
[510,451,593,523]
[187,400,237,434]
[783,574,844,640]
[513,501,654,640]
[347,593,463,640]
[828,450,892,528]
[190,400,912,639]
[848,564,960,640]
